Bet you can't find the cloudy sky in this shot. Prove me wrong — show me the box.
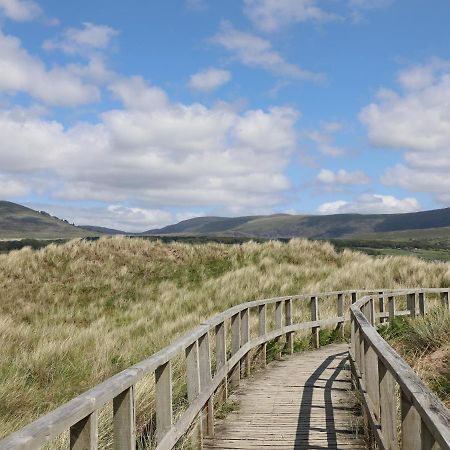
[0,0,449,231]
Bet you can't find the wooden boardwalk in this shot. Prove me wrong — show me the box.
[204,344,366,450]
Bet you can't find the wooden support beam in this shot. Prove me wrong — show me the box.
[441,291,449,309]
[275,300,283,357]
[230,313,240,389]
[337,293,344,338]
[215,322,227,403]
[70,411,98,450]
[364,340,380,418]
[284,298,294,354]
[401,391,421,450]
[388,296,395,324]
[310,296,319,349]
[418,292,426,316]
[240,308,250,377]
[113,387,136,450]
[378,359,397,449]
[198,332,214,437]
[258,304,267,368]
[379,291,385,324]
[186,341,202,448]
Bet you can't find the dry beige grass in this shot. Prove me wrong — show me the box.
[0,237,449,447]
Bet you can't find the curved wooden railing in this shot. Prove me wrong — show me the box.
[350,288,450,450]
[1,288,449,450]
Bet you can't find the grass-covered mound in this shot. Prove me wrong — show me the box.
[0,237,449,443]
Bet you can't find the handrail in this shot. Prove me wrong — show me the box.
[350,288,450,450]
[1,288,448,449]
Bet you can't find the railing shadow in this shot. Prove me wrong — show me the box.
[295,350,350,449]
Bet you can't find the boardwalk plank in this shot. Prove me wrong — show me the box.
[204,344,366,450]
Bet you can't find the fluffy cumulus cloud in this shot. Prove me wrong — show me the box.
[43,22,119,55]
[211,22,322,81]
[306,122,347,157]
[317,194,420,215]
[0,174,29,197]
[189,67,231,92]
[317,169,369,185]
[0,75,299,215]
[0,0,41,22]
[360,59,450,205]
[0,30,100,105]
[244,0,337,32]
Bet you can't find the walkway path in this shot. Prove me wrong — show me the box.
[204,343,366,450]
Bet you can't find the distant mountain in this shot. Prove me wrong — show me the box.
[79,225,127,235]
[144,208,450,239]
[0,201,99,239]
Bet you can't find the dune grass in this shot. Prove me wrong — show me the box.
[0,237,449,446]
[379,309,450,407]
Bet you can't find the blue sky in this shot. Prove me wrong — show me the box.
[0,0,450,231]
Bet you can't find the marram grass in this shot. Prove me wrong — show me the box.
[0,237,449,446]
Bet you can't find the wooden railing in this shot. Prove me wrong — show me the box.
[350,288,450,450]
[1,288,449,450]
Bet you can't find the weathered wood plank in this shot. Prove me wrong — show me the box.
[310,296,319,349]
[113,387,135,450]
[155,363,172,445]
[70,411,98,450]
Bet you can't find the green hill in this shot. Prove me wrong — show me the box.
[144,208,450,239]
[0,201,98,239]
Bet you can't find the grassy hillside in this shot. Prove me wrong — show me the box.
[0,237,449,447]
[0,201,96,239]
[145,208,450,239]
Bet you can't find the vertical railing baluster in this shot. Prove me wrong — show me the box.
[113,386,136,450]
[351,291,357,304]
[240,308,250,377]
[275,300,283,357]
[310,296,319,349]
[199,332,214,437]
[258,304,267,367]
[215,321,227,403]
[337,293,344,339]
[186,341,202,448]
[70,412,98,450]
[441,291,449,309]
[379,291,385,324]
[378,359,397,449]
[418,292,426,316]
[284,298,294,354]
[421,419,435,450]
[364,341,380,418]
[409,292,417,318]
[401,391,421,450]
[388,295,395,324]
[230,313,240,388]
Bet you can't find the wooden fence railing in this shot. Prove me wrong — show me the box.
[1,288,449,450]
[350,288,450,450]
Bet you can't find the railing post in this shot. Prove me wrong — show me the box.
[258,304,267,367]
[409,292,417,318]
[113,386,136,450]
[351,291,357,304]
[418,292,426,316]
[378,360,397,449]
[70,412,98,450]
[230,313,240,388]
[337,293,344,338]
[284,298,294,354]
[198,332,214,437]
[359,330,366,386]
[215,321,227,403]
[421,419,436,450]
[364,341,380,418]
[310,296,319,349]
[401,391,421,450]
[441,291,449,309]
[369,297,375,326]
[275,300,283,357]
[379,291,385,324]
[186,341,203,448]
[388,295,395,324]
[240,308,250,377]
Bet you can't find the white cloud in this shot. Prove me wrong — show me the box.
[360,59,450,205]
[0,30,100,106]
[0,0,41,21]
[0,76,300,214]
[306,122,347,157]
[189,67,231,92]
[317,169,369,185]
[211,22,322,81]
[43,22,118,55]
[0,174,29,197]
[244,0,337,32]
[317,194,420,215]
